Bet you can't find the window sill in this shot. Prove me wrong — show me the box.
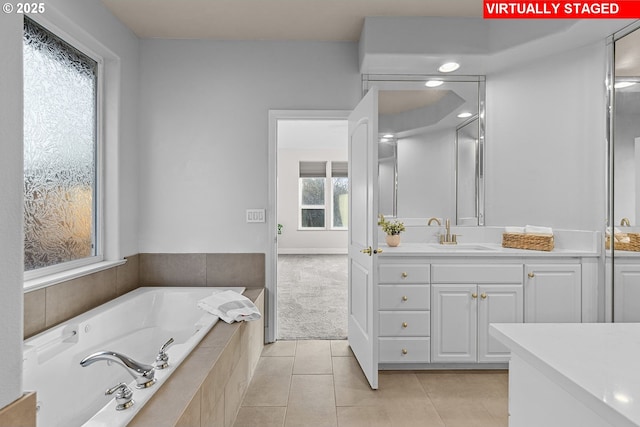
[23,260,127,293]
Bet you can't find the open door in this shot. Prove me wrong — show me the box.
[348,87,379,389]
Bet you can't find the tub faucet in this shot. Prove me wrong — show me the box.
[80,351,156,389]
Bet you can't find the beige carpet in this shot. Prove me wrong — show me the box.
[277,254,347,340]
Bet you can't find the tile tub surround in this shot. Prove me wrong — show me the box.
[139,253,265,287]
[0,392,36,427]
[23,254,140,339]
[128,288,264,427]
[23,253,265,339]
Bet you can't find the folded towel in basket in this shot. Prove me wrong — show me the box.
[504,226,525,234]
[524,225,553,235]
[197,290,261,324]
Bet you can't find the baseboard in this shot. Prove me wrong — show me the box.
[277,248,347,255]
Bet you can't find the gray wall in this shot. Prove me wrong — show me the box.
[0,11,25,409]
[486,41,606,231]
[138,40,361,253]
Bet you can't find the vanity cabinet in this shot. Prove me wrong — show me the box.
[378,263,430,363]
[524,263,581,323]
[613,263,640,322]
[430,264,523,363]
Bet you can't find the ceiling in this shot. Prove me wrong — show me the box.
[99,0,482,41]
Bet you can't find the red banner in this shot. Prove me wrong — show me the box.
[483,1,640,18]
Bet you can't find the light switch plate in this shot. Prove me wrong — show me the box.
[246,209,265,223]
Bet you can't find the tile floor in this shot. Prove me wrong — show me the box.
[233,340,509,427]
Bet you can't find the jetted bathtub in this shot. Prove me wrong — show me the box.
[23,286,246,427]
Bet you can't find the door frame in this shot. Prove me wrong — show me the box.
[267,109,351,343]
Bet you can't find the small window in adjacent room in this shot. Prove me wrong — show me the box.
[23,17,100,275]
[299,161,327,228]
[299,161,348,230]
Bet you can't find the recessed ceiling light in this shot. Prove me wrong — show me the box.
[615,81,636,89]
[425,80,443,87]
[383,134,394,138]
[457,112,472,118]
[438,62,460,73]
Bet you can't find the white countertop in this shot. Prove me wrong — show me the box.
[490,323,640,427]
[379,242,599,257]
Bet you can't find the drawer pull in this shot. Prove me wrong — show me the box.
[528,272,535,278]
[401,348,408,355]
[401,272,408,279]
[401,295,408,302]
[481,293,487,300]
[472,292,478,299]
[402,322,408,328]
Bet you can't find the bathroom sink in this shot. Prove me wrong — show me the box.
[429,243,495,251]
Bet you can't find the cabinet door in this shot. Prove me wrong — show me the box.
[477,284,523,362]
[614,265,640,322]
[525,264,581,323]
[431,284,477,363]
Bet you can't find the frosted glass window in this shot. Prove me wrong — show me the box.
[23,18,98,272]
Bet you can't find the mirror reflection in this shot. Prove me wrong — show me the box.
[366,76,485,224]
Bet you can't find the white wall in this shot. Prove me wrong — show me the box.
[138,40,360,253]
[277,149,348,253]
[0,12,25,409]
[486,41,606,231]
[396,128,456,220]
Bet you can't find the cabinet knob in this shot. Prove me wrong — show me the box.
[401,348,408,355]
[528,272,535,278]
[481,293,487,299]
[401,272,408,279]
[472,292,478,299]
[402,295,408,302]
[402,322,408,328]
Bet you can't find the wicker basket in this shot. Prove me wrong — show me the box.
[605,232,640,251]
[502,233,554,251]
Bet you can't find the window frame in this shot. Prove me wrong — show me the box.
[22,15,105,284]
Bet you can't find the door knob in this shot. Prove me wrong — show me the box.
[373,248,383,254]
[361,247,372,255]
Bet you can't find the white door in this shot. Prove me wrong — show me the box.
[477,284,523,362]
[525,264,581,323]
[431,284,477,363]
[348,87,379,389]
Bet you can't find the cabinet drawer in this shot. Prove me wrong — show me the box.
[379,265,429,283]
[379,337,430,363]
[379,285,430,310]
[431,264,522,283]
[379,311,430,336]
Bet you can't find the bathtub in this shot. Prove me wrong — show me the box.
[23,286,246,427]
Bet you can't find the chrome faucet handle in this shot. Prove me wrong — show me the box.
[155,337,175,370]
[105,382,134,411]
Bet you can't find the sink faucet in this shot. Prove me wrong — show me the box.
[427,217,441,226]
[440,218,458,245]
[80,351,156,389]
[621,217,631,227]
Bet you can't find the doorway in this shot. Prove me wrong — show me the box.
[267,111,350,342]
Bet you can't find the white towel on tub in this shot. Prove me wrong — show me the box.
[197,290,261,323]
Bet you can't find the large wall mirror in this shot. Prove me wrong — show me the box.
[609,22,640,322]
[365,75,485,225]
